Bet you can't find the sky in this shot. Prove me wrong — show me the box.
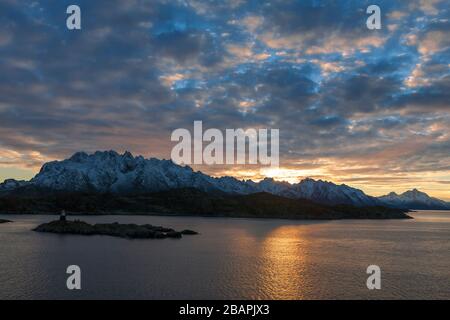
[0,0,449,200]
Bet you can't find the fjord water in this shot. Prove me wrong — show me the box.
[0,211,449,300]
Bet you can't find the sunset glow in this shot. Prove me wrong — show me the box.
[0,0,449,201]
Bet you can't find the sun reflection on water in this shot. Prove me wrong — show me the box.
[257,225,311,299]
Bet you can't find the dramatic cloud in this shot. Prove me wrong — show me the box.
[0,0,449,199]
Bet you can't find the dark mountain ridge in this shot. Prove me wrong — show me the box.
[0,187,411,220]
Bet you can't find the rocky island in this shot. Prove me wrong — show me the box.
[0,219,12,224]
[34,219,198,239]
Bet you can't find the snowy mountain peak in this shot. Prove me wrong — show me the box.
[378,189,449,210]
[403,188,427,198]
[31,151,208,193]
[1,151,380,206]
[0,179,28,191]
[1,151,447,209]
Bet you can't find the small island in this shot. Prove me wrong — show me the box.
[34,219,198,239]
[0,219,12,224]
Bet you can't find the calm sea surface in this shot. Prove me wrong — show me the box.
[0,211,449,300]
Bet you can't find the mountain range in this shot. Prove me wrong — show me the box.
[0,150,448,211]
[378,189,450,210]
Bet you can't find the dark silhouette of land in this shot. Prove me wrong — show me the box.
[0,188,411,220]
[34,219,198,239]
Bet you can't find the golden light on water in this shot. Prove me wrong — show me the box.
[257,226,311,299]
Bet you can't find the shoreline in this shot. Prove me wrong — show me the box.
[0,211,413,220]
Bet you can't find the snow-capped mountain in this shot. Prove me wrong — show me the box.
[255,177,380,206]
[0,151,444,209]
[378,189,450,210]
[0,179,28,191]
[30,151,246,194]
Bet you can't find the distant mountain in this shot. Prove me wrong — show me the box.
[0,151,380,207]
[378,189,450,210]
[29,151,230,194]
[260,177,381,207]
[0,179,28,192]
[0,151,446,211]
